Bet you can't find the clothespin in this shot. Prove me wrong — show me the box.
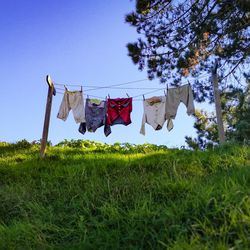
[164,90,166,96]
[126,93,130,98]
[64,85,68,91]
[143,94,145,100]
[108,94,110,99]
[188,80,191,86]
[80,86,83,92]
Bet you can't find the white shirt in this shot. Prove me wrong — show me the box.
[140,96,167,135]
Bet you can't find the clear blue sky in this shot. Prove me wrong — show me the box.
[0,0,212,147]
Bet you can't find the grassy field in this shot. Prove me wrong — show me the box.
[0,140,250,249]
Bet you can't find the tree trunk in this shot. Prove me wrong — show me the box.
[212,62,226,144]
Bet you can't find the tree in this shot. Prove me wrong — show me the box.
[126,0,250,103]
[228,79,250,144]
[185,109,218,150]
[185,78,250,149]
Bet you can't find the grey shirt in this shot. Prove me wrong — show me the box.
[78,98,111,136]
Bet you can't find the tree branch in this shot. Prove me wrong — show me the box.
[221,57,246,81]
[140,1,172,21]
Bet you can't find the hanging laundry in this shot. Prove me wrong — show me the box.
[165,84,195,131]
[106,97,133,126]
[78,98,111,137]
[57,88,85,123]
[140,96,166,135]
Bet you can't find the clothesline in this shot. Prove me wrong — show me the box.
[55,86,165,91]
[53,78,149,88]
[52,73,210,101]
[56,92,144,101]
[55,87,166,101]
[55,82,195,138]
[53,73,209,90]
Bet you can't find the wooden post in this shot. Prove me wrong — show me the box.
[212,61,226,144]
[40,75,56,158]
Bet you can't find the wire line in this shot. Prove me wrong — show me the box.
[53,78,149,89]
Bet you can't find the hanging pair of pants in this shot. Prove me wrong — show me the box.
[57,90,85,123]
[165,84,195,131]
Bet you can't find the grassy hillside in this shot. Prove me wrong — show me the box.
[0,140,250,249]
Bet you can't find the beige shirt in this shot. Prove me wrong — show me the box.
[140,96,167,135]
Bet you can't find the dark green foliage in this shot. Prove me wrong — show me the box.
[0,141,250,249]
[126,0,250,102]
[185,109,219,150]
[230,91,250,144]
[186,80,250,149]
[55,139,168,153]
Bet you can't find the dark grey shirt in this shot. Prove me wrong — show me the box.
[78,98,111,136]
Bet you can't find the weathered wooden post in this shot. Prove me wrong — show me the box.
[212,61,226,144]
[40,75,56,158]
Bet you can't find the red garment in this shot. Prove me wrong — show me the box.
[106,98,132,126]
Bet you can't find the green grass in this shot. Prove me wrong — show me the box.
[0,141,250,249]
